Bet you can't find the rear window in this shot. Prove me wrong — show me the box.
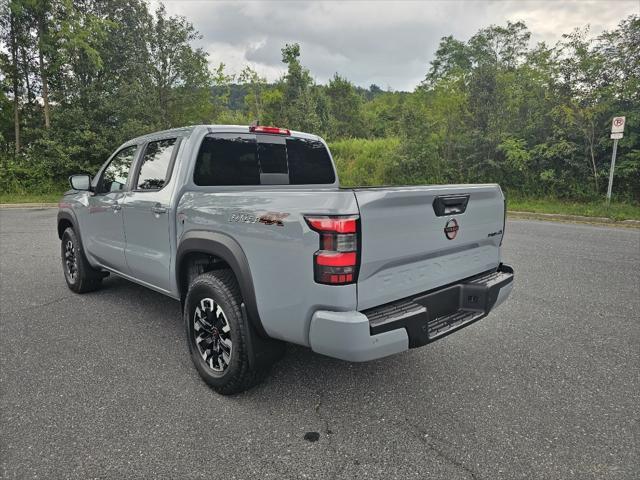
[194,134,259,186]
[193,134,335,186]
[286,137,336,184]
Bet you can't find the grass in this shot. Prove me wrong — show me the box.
[0,191,65,204]
[508,197,640,221]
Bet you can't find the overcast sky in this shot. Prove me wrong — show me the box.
[152,0,639,91]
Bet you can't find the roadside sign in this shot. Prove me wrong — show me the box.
[611,116,625,134]
[607,115,626,204]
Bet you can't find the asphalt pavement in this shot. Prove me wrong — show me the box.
[1,208,638,479]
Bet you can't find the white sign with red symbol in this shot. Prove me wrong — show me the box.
[607,115,625,203]
[611,116,625,139]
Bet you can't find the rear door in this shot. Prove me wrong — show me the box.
[122,137,180,292]
[354,184,505,310]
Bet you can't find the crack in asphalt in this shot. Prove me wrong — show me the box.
[301,366,349,480]
[314,399,350,480]
[403,419,483,480]
[301,369,484,480]
[1,295,74,316]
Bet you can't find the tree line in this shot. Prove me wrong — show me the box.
[0,1,638,201]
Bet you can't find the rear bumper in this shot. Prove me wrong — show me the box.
[308,263,514,362]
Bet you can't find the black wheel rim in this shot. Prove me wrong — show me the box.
[64,239,78,282]
[193,298,232,373]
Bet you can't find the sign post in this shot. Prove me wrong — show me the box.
[606,116,625,204]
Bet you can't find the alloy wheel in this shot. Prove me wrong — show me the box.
[193,298,233,372]
[64,239,78,282]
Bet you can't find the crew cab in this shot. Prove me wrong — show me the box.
[58,125,514,394]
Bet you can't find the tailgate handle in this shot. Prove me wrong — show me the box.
[432,195,470,216]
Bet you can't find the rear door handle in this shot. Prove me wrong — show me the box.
[112,204,122,212]
[151,204,167,215]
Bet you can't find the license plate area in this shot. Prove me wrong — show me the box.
[413,284,486,340]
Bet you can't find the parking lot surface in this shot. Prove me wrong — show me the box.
[1,208,639,479]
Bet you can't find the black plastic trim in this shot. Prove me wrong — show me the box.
[432,194,470,216]
[57,210,78,239]
[57,208,92,268]
[364,263,514,347]
[176,231,267,337]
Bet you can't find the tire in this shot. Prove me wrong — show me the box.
[61,227,103,293]
[184,269,271,395]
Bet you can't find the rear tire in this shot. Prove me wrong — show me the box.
[61,227,103,293]
[184,269,272,395]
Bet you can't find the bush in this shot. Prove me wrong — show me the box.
[329,137,402,186]
[0,135,89,195]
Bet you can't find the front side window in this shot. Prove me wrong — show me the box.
[100,145,137,193]
[136,138,177,190]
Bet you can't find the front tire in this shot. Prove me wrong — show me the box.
[184,270,271,395]
[61,227,103,293]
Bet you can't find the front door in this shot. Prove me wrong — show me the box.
[83,145,138,271]
[122,137,179,292]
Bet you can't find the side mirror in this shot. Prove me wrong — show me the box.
[69,174,92,191]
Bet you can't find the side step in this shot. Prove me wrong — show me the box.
[427,310,483,339]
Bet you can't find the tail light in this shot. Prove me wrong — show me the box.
[249,125,291,135]
[305,215,359,285]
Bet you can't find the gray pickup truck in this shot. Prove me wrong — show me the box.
[58,124,514,394]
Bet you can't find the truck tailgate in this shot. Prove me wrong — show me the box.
[354,184,505,310]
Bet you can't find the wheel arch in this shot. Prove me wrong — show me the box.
[57,210,78,239]
[176,231,267,337]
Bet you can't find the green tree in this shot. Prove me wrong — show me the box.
[149,4,211,128]
[279,43,320,131]
[0,0,27,152]
[1,6,639,204]
[239,65,266,122]
[325,74,365,139]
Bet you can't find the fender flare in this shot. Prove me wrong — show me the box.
[57,210,82,246]
[176,231,267,337]
[57,208,98,269]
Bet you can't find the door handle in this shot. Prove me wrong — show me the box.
[112,204,122,212]
[151,204,167,215]
[432,195,470,216]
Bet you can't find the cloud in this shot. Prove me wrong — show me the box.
[153,0,638,91]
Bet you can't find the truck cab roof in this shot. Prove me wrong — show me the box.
[122,125,322,149]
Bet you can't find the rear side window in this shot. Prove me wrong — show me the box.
[193,134,335,186]
[136,138,177,190]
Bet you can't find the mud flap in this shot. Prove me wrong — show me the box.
[241,303,286,370]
